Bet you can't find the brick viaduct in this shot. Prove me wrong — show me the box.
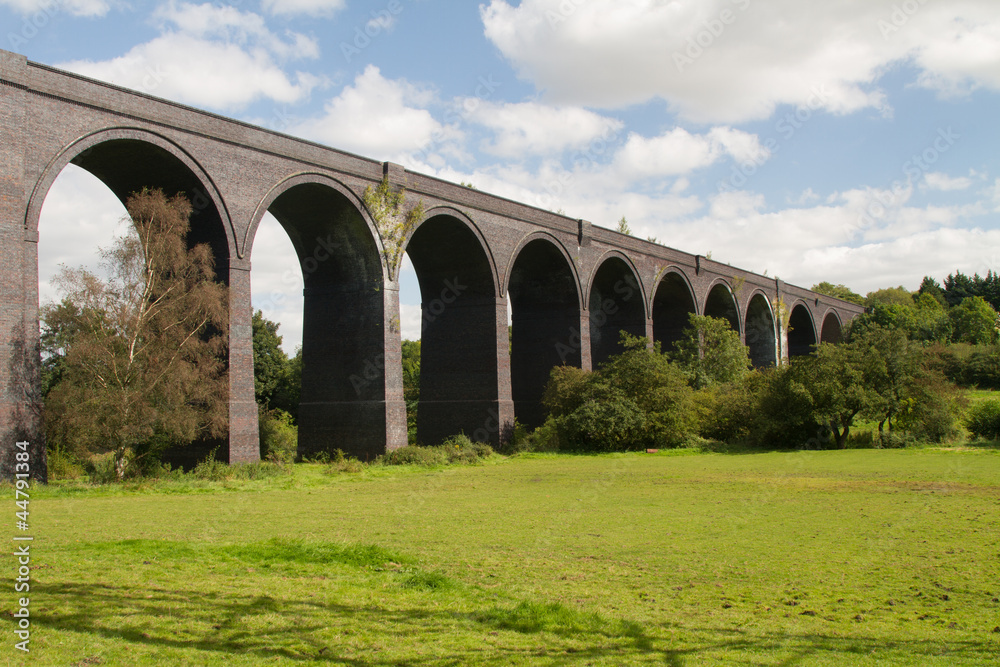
[0,50,863,478]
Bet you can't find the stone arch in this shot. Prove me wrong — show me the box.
[651,268,697,352]
[788,302,818,357]
[250,174,389,459]
[703,280,741,332]
[27,128,234,266]
[587,252,647,367]
[402,209,505,446]
[506,233,583,428]
[820,310,843,344]
[745,292,777,368]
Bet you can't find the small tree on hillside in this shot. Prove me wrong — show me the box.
[42,188,228,478]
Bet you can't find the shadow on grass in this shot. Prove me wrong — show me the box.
[29,578,999,666]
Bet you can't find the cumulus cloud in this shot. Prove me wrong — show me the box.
[260,0,346,17]
[923,172,973,191]
[57,2,320,110]
[466,101,623,157]
[292,65,448,159]
[480,0,1000,122]
[614,126,769,179]
[0,0,109,17]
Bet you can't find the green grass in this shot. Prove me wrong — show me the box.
[6,449,1000,665]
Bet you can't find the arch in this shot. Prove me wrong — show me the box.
[703,281,741,332]
[788,302,817,357]
[652,268,697,352]
[250,176,387,459]
[507,234,583,428]
[402,211,504,446]
[587,252,647,367]
[405,205,500,289]
[27,128,234,265]
[246,172,383,271]
[745,292,777,368]
[820,310,843,344]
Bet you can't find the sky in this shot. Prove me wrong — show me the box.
[10,0,1000,352]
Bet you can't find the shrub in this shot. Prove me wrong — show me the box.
[327,449,364,474]
[895,372,965,442]
[966,400,1000,440]
[259,407,297,464]
[379,445,448,467]
[440,434,494,463]
[46,446,84,480]
[558,391,647,452]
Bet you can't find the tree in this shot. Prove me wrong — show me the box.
[864,286,914,309]
[811,282,864,306]
[917,276,948,308]
[252,310,288,409]
[615,216,632,235]
[401,339,420,442]
[670,314,750,389]
[42,188,228,478]
[950,296,999,345]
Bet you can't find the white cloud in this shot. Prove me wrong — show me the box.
[261,0,346,17]
[923,172,973,191]
[250,213,304,354]
[57,2,319,111]
[467,101,623,158]
[0,0,109,17]
[292,66,447,159]
[481,0,1000,122]
[613,126,769,179]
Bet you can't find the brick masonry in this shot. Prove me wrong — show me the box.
[0,50,864,479]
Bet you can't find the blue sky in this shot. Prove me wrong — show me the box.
[12,0,1000,351]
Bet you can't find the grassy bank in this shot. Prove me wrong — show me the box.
[6,447,1000,665]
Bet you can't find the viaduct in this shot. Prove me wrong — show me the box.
[0,50,863,479]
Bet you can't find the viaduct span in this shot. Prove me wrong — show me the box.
[0,50,863,476]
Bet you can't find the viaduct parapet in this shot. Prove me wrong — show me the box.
[0,50,864,477]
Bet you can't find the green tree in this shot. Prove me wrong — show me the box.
[671,314,750,389]
[43,188,229,479]
[252,310,288,409]
[401,339,421,442]
[950,296,999,345]
[615,216,632,235]
[917,276,948,308]
[811,282,864,306]
[865,286,914,309]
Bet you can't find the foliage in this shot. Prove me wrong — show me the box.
[670,314,750,389]
[949,295,999,345]
[615,215,632,235]
[259,407,297,464]
[251,310,287,407]
[401,339,420,442]
[864,285,914,309]
[42,188,229,479]
[362,176,425,274]
[811,281,864,305]
[377,436,494,466]
[965,399,1000,440]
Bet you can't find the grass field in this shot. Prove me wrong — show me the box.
[6,446,1000,665]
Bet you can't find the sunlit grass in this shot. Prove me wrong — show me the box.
[7,448,1000,665]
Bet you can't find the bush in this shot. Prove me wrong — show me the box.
[966,400,1000,440]
[47,446,84,480]
[440,434,494,463]
[259,407,297,464]
[379,445,449,466]
[558,392,647,452]
[895,373,965,442]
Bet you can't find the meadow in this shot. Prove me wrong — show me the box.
[6,446,1000,665]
